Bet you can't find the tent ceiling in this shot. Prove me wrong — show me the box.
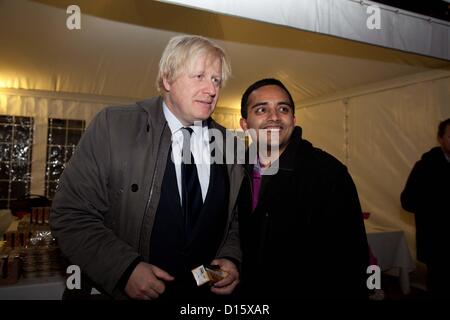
[1,0,449,109]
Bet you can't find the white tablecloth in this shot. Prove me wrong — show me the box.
[0,275,65,300]
[366,227,415,294]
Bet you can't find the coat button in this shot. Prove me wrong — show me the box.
[131,184,138,192]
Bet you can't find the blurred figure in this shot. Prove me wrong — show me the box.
[401,118,450,298]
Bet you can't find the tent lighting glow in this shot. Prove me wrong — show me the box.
[0,0,447,272]
[0,78,8,89]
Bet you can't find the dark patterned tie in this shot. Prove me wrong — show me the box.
[181,127,203,238]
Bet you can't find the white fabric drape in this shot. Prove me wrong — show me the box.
[0,90,110,196]
[162,0,450,60]
[0,88,241,197]
[297,75,450,260]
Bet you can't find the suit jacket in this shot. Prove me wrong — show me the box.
[50,96,244,298]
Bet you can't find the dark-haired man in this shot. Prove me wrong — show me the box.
[238,78,369,299]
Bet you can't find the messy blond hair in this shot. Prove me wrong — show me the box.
[156,35,231,93]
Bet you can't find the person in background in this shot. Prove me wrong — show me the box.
[237,78,369,299]
[401,118,450,298]
[50,35,243,300]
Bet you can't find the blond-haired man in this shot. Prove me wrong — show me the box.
[51,35,243,300]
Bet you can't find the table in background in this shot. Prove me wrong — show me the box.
[0,275,65,300]
[366,226,415,295]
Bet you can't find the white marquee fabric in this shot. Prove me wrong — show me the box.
[162,0,450,60]
[0,89,111,194]
[299,72,450,260]
[1,0,450,276]
[1,0,448,106]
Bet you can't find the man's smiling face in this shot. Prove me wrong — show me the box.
[240,84,296,154]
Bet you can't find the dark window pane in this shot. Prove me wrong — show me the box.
[0,143,11,161]
[13,126,32,144]
[10,181,27,199]
[14,116,32,126]
[11,162,30,181]
[0,181,10,198]
[0,116,13,124]
[48,145,65,164]
[49,128,66,145]
[12,144,31,162]
[47,163,64,181]
[66,147,74,161]
[0,162,11,180]
[46,182,59,199]
[0,125,12,142]
[68,120,84,129]
[0,116,33,208]
[67,129,82,146]
[46,118,85,200]
[49,119,67,128]
[0,200,8,209]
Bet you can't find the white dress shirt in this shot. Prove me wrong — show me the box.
[444,152,450,163]
[163,102,211,202]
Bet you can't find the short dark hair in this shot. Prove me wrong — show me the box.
[438,118,450,138]
[240,78,295,119]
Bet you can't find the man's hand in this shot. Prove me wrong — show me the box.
[125,262,174,300]
[209,258,239,295]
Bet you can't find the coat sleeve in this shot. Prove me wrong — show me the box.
[50,109,140,297]
[216,205,242,264]
[216,164,243,264]
[338,168,370,296]
[318,163,369,299]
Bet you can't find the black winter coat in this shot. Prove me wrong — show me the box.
[238,127,369,299]
[401,147,450,263]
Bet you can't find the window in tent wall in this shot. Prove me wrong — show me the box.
[0,115,34,209]
[45,118,86,199]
